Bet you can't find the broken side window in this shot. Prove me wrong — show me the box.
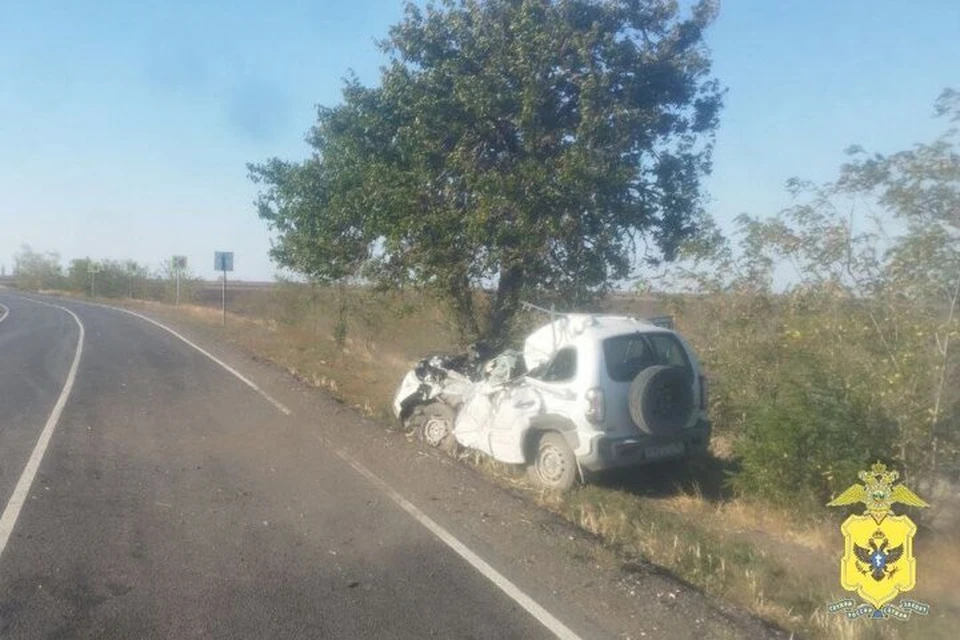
[533,347,577,383]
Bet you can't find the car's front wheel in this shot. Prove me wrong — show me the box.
[414,402,460,456]
[527,432,578,491]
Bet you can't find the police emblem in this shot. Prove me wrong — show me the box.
[826,462,931,620]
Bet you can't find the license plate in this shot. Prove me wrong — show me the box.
[645,443,685,460]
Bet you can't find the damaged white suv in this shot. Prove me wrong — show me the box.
[393,314,711,490]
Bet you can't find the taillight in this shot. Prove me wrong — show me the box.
[699,375,709,410]
[585,388,605,424]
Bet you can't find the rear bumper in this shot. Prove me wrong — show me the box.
[577,420,711,472]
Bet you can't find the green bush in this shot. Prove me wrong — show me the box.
[729,351,895,513]
[12,245,65,291]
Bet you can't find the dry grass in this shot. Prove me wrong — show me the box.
[94,287,959,640]
[137,299,413,418]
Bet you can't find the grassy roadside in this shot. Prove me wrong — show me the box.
[68,289,958,640]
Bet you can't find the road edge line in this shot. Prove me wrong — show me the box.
[85,301,292,416]
[0,303,9,323]
[0,299,85,558]
[333,447,584,640]
[11,296,580,638]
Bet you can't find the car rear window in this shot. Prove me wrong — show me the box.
[602,333,691,382]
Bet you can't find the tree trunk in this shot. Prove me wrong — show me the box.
[487,265,524,350]
[446,271,480,345]
[929,268,960,472]
[334,279,348,347]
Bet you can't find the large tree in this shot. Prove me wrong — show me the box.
[251,0,723,345]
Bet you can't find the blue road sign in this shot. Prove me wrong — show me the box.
[214,251,234,272]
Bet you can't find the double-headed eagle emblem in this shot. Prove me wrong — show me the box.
[854,529,903,582]
[826,462,930,618]
[827,461,929,521]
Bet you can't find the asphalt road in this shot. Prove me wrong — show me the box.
[0,292,783,640]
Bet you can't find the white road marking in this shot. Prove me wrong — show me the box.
[77,301,292,416]
[18,296,580,638]
[333,447,584,640]
[0,299,84,558]
[0,303,9,323]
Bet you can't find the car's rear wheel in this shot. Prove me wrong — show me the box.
[527,432,578,491]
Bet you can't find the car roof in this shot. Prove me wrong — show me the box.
[523,314,675,368]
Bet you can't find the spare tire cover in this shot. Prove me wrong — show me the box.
[628,365,694,434]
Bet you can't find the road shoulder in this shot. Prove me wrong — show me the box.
[49,295,787,640]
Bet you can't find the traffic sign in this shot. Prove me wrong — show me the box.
[88,261,101,297]
[214,251,234,326]
[214,251,234,272]
[171,256,187,306]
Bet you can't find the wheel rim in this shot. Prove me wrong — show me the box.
[537,444,566,485]
[652,380,675,418]
[423,417,450,447]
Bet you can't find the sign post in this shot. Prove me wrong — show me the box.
[88,262,101,298]
[214,251,234,327]
[172,256,187,306]
[127,262,137,299]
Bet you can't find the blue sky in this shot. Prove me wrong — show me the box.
[1,0,958,281]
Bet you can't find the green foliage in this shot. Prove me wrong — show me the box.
[251,0,723,345]
[156,260,202,304]
[333,281,349,348]
[65,258,93,293]
[12,245,65,290]
[67,258,152,298]
[657,89,960,510]
[729,351,895,512]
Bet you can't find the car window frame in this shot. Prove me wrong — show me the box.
[602,332,692,383]
[528,346,577,383]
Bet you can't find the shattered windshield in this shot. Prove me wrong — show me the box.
[603,333,691,383]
